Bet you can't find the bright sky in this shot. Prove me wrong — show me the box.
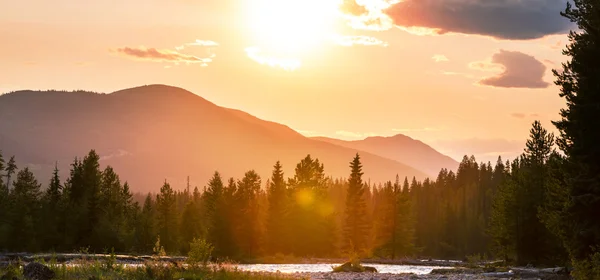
[0,0,573,163]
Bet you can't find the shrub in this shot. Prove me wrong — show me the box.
[187,237,214,266]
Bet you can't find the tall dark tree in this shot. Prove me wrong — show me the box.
[204,172,235,259]
[41,164,64,250]
[235,170,262,257]
[4,156,17,190]
[156,181,178,253]
[8,168,42,251]
[343,153,368,254]
[266,161,287,254]
[551,0,600,276]
[135,194,157,253]
[0,151,7,249]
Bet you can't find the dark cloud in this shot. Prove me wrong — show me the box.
[471,50,549,89]
[384,0,572,40]
[115,47,212,65]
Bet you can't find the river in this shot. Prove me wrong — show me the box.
[231,263,447,275]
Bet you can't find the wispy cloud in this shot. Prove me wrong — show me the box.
[340,0,400,31]
[432,54,449,62]
[175,39,219,51]
[332,35,388,47]
[115,46,213,66]
[471,50,550,89]
[245,46,301,71]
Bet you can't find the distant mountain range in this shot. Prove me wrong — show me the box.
[312,135,458,176]
[0,85,456,192]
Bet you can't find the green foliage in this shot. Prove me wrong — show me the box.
[266,161,288,254]
[551,0,600,275]
[187,237,214,266]
[571,250,600,280]
[343,153,369,255]
[152,235,166,258]
[489,121,567,265]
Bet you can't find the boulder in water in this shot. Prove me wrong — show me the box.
[23,262,55,280]
[363,266,377,273]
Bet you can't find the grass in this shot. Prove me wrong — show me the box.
[0,260,306,280]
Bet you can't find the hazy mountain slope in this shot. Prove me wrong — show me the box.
[312,135,459,176]
[0,85,428,191]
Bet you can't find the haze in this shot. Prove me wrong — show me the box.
[0,0,573,163]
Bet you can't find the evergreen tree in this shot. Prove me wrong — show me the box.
[235,170,262,257]
[5,156,17,190]
[8,168,42,251]
[551,0,600,276]
[343,153,368,254]
[156,181,178,253]
[41,164,64,251]
[287,155,333,256]
[180,200,202,254]
[266,161,288,254]
[135,194,157,253]
[204,172,234,259]
[0,151,7,250]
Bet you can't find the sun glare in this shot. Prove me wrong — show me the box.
[245,0,343,70]
[248,0,341,53]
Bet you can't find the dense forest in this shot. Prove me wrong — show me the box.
[0,120,570,267]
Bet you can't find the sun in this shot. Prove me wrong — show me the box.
[245,0,342,69]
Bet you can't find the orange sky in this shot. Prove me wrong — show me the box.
[0,0,573,163]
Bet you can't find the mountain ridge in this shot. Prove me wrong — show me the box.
[0,84,434,191]
[312,134,459,176]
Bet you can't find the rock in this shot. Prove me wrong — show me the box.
[363,266,378,273]
[23,262,55,280]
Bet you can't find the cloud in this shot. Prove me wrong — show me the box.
[339,0,400,31]
[115,47,213,66]
[383,0,573,40]
[245,46,301,71]
[332,35,389,47]
[175,39,219,51]
[471,50,549,89]
[432,54,449,62]
[100,149,132,161]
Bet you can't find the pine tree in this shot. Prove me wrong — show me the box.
[204,172,234,259]
[180,200,202,254]
[266,161,288,254]
[156,181,178,253]
[551,0,600,276]
[41,164,64,251]
[235,170,262,257]
[9,168,42,251]
[4,156,17,190]
[135,194,157,253]
[343,153,368,254]
[0,151,7,249]
[287,155,332,256]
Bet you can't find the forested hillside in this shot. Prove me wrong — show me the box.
[0,120,569,266]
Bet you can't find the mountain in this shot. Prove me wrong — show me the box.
[0,85,429,192]
[312,135,459,176]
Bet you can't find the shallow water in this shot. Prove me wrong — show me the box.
[232,264,448,275]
